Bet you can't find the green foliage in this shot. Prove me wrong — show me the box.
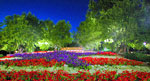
[53,20,73,47]
[0,12,73,52]
[77,0,150,52]
[103,43,113,50]
[0,54,4,57]
[40,20,54,49]
[123,53,150,62]
[0,12,40,52]
[145,44,150,50]
[40,20,73,49]
[35,39,54,51]
[84,42,100,51]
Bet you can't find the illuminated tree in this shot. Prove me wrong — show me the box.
[0,13,40,53]
[107,0,150,52]
[37,20,55,50]
[0,12,73,52]
[77,0,149,52]
[39,20,72,50]
[53,20,72,48]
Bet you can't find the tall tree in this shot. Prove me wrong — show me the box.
[35,20,55,51]
[53,20,72,48]
[77,0,149,52]
[0,13,40,53]
[106,0,149,52]
[0,22,3,49]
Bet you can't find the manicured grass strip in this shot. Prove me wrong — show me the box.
[78,55,122,58]
[0,57,22,60]
[0,65,150,74]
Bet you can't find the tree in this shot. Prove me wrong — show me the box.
[77,0,149,52]
[36,20,73,50]
[0,12,74,52]
[0,13,40,53]
[106,0,149,52]
[76,0,114,50]
[36,20,55,51]
[53,20,72,48]
[0,22,3,49]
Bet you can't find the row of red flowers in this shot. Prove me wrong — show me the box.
[0,58,65,67]
[79,57,143,65]
[97,51,118,56]
[0,56,14,59]
[0,70,149,81]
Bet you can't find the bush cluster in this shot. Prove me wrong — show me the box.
[123,53,150,62]
[0,54,4,57]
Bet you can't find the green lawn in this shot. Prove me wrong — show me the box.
[78,55,122,58]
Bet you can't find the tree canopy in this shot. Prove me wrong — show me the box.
[0,12,72,53]
[0,0,150,53]
[76,0,150,52]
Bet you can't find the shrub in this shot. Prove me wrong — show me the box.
[146,43,150,50]
[123,53,150,62]
[0,54,4,57]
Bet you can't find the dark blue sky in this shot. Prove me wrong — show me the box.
[0,0,89,32]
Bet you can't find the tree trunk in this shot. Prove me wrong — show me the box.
[9,51,11,54]
[54,45,57,51]
[18,48,24,53]
[118,48,123,53]
[127,47,130,53]
[123,45,127,53]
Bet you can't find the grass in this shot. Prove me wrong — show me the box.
[0,57,22,60]
[0,64,150,74]
[0,54,4,57]
[78,55,122,58]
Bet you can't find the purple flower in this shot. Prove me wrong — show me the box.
[13,51,96,68]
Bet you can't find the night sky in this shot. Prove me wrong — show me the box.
[0,0,89,32]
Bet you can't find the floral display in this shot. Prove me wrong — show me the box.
[0,58,65,67]
[61,47,83,50]
[13,51,96,68]
[97,51,118,56]
[0,56,14,59]
[79,57,144,65]
[32,51,53,53]
[0,70,149,81]
[0,51,149,80]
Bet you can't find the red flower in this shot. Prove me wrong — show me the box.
[97,52,118,56]
[0,58,65,67]
[79,57,143,65]
[0,70,150,80]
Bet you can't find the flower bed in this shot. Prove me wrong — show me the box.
[32,51,54,53]
[0,56,14,59]
[79,57,144,65]
[0,58,65,67]
[0,51,144,67]
[0,51,150,80]
[0,70,149,81]
[97,51,118,56]
[13,51,97,68]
